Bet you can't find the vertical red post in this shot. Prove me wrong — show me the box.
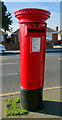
[14,8,50,110]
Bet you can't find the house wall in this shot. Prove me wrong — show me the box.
[11,30,53,49]
[10,27,60,50]
[60,32,62,39]
[2,42,20,50]
[0,30,4,42]
[46,32,52,41]
[11,34,19,44]
[4,34,8,43]
[58,33,61,40]
[61,35,62,39]
[52,33,58,44]
[0,34,4,42]
[1,33,19,50]
[11,34,20,50]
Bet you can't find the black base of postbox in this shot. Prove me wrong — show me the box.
[20,86,43,111]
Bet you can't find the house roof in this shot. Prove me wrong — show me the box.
[11,29,19,35]
[11,27,56,35]
[46,27,56,32]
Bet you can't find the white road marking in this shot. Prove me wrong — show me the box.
[2,58,7,60]
[0,62,19,65]
[0,73,18,76]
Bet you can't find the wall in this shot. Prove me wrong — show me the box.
[2,42,20,50]
[46,32,52,41]
[52,33,58,44]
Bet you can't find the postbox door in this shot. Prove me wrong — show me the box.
[28,35,46,89]
[20,34,46,90]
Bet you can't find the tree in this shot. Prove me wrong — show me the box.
[2,2,12,32]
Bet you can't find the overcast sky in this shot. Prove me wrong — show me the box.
[3,1,61,34]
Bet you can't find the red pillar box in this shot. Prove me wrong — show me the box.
[14,8,50,110]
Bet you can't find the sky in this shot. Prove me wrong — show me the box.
[3,2,61,34]
[60,1,62,30]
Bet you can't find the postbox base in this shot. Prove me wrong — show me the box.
[20,86,43,111]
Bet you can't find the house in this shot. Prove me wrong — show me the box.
[46,27,57,47]
[0,28,9,43]
[58,29,62,45]
[0,33,4,43]
[0,28,12,50]
[46,27,56,41]
[11,29,19,44]
[11,29,19,50]
[0,28,5,43]
[52,26,59,45]
[0,28,19,50]
[59,29,62,40]
[11,26,58,49]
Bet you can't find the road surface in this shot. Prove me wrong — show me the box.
[0,53,61,94]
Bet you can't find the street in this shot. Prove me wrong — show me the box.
[1,53,60,94]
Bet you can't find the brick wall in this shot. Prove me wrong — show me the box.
[2,42,20,50]
[52,33,58,45]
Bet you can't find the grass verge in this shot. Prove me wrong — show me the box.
[6,98,28,116]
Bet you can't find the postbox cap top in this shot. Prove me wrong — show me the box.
[14,8,51,23]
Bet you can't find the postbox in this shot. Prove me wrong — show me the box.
[14,8,50,110]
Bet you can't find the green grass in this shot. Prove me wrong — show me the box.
[6,98,28,116]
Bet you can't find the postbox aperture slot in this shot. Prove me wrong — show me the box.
[28,29,45,32]
[32,37,41,52]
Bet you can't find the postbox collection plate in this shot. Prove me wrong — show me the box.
[32,37,41,52]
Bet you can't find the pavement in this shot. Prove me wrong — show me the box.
[0,88,62,119]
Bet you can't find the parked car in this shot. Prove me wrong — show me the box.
[0,44,6,53]
[58,40,62,45]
